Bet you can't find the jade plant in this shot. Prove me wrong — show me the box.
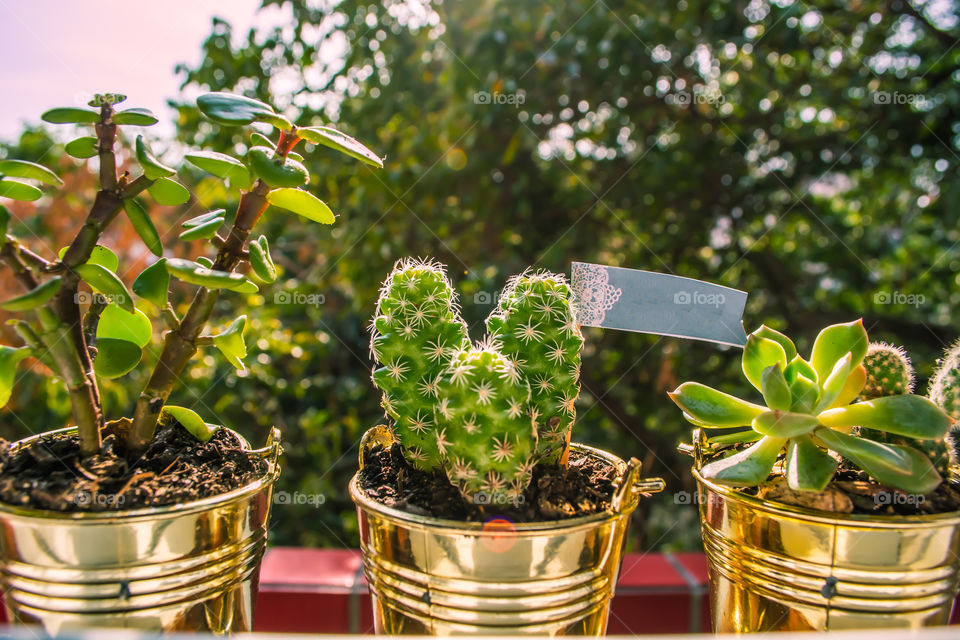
[369,259,583,504]
[0,92,381,461]
[669,320,956,494]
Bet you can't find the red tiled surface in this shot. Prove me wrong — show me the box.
[254,548,960,635]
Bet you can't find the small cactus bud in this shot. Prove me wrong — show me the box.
[486,271,583,463]
[369,258,469,471]
[860,342,914,399]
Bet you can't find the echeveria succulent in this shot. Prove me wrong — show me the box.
[669,321,954,494]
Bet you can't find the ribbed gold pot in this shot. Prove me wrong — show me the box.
[691,432,960,631]
[0,424,282,634]
[350,425,665,636]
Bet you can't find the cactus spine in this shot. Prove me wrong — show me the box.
[486,271,584,463]
[929,341,960,476]
[437,346,536,503]
[369,258,468,471]
[861,341,952,478]
[860,342,914,399]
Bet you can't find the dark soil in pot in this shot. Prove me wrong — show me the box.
[0,421,267,512]
[359,442,617,521]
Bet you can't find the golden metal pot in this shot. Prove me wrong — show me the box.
[350,425,665,635]
[690,430,960,631]
[0,424,282,634]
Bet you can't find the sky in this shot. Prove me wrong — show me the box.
[0,0,277,140]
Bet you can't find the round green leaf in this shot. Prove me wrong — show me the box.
[147,177,190,206]
[752,325,798,361]
[0,346,33,408]
[0,160,62,186]
[59,245,119,272]
[135,136,175,179]
[197,92,276,126]
[250,132,275,149]
[41,107,100,124]
[701,436,785,487]
[74,263,133,312]
[0,178,42,202]
[196,256,214,268]
[267,187,334,224]
[668,382,766,428]
[97,305,152,347]
[133,258,169,308]
[248,235,276,284]
[248,146,309,187]
[112,108,158,126]
[752,410,819,438]
[298,125,384,168]
[1,277,61,311]
[818,395,953,440]
[160,405,217,442]
[123,198,162,257]
[211,315,247,370]
[88,93,126,107]
[810,319,868,383]
[182,209,225,229]
[65,136,98,159]
[179,216,224,241]
[165,258,248,290]
[93,338,141,379]
[184,151,253,190]
[743,334,788,391]
[784,436,838,492]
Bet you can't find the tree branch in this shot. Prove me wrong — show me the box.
[127,180,272,454]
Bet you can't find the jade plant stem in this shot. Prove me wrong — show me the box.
[128,129,301,454]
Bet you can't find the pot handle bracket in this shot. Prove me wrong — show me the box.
[612,457,665,513]
[252,426,284,469]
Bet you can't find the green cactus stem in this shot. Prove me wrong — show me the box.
[929,341,960,476]
[436,345,536,505]
[860,342,914,399]
[369,258,468,471]
[486,271,584,464]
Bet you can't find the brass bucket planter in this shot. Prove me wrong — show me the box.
[350,426,665,635]
[691,432,960,631]
[0,425,282,634]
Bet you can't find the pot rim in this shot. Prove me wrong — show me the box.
[350,440,642,535]
[693,467,960,527]
[0,425,281,523]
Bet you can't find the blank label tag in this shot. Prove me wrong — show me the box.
[570,262,747,347]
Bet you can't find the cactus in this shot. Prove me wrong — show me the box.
[861,341,953,478]
[486,271,584,463]
[930,341,960,421]
[437,345,536,504]
[860,342,914,399]
[929,341,960,475]
[369,258,469,471]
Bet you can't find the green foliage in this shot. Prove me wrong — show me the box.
[160,405,216,442]
[669,322,952,494]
